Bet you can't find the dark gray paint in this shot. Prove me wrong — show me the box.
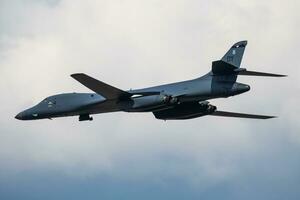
[15,41,285,121]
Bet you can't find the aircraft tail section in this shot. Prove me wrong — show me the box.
[211,41,247,75]
[221,40,247,68]
[211,41,286,77]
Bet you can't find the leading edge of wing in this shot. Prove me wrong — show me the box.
[71,73,162,100]
[71,73,131,100]
[210,111,276,119]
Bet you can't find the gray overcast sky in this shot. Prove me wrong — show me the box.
[0,0,300,199]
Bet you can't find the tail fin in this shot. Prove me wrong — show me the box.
[212,41,247,75]
[211,41,286,77]
[221,41,247,68]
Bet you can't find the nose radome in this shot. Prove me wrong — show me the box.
[15,112,23,120]
[244,84,250,92]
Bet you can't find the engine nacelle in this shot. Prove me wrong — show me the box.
[153,103,217,120]
[130,94,178,111]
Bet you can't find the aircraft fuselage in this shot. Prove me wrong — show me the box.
[16,41,283,121]
[15,73,250,121]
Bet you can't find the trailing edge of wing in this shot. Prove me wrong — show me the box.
[210,111,276,119]
[237,70,287,77]
[71,73,130,100]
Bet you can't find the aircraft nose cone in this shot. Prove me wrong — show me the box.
[239,84,250,93]
[244,85,250,92]
[15,112,23,120]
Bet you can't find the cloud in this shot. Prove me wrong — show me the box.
[0,0,300,199]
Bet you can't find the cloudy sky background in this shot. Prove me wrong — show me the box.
[0,0,300,199]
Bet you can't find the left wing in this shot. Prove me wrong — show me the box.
[71,73,131,100]
[71,73,162,100]
[210,111,276,119]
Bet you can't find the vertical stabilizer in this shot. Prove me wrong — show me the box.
[221,41,247,68]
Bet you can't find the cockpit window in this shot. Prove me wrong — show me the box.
[48,101,56,107]
[42,98,56,107]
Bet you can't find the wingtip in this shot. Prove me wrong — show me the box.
[273,74,287,77]
[71,73,85,78]
[264,115,277,119]
[268,116,277,119]
[271,74,287,77]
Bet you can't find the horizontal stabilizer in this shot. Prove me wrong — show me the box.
[238,70,287,77]
[71,73,130,100]
[210,111,276,119]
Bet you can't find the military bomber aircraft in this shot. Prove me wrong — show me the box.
[15,41,286,121]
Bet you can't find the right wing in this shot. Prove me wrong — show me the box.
[210,111,276,119]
